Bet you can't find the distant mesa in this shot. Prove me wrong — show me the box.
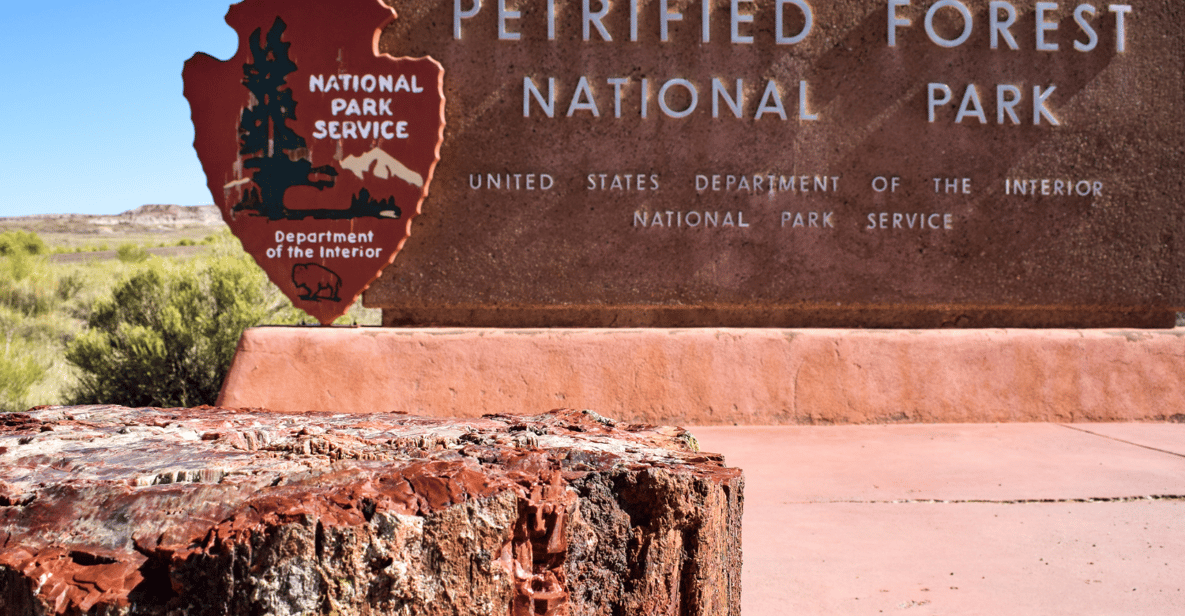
[113,204,223,226]
[0,204,224,228]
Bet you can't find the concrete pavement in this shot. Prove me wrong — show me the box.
[690,423,1185,615]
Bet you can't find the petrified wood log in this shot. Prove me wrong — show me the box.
[0,407,742,616]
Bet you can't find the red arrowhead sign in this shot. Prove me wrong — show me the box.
[183,0,444,324]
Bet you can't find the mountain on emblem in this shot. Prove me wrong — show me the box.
[341,148,425,186]
[183,0,445,324]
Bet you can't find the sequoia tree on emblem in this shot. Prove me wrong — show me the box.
[183,0,445,324]
[235,17,338,221]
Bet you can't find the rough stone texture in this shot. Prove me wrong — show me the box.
[362,0,1184,327]
[218,326,1185,424]
[0,407,742,616]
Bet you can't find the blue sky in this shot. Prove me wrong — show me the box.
[0,1,241,216]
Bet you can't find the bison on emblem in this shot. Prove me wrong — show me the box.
[292,263,342,302]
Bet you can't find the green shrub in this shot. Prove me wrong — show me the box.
[0,337,46,412]
[0,230,47,256]
[0,254,56,317]
[116,243,150,263]
[66,251,301,407]
[56,272,85,302]
[2,251,34,282]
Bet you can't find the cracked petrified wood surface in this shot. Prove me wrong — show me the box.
[0,407,742,616]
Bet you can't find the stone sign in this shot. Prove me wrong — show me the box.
[191,0,1185,327]
[184,0,445,324]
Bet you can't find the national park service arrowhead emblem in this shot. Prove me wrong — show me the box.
[183,0,444,324]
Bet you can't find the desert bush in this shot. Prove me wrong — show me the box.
[0,336,45,412]
[0,249,69,410]
[0,230,47,256]
[116,243,151,263]
[2,251,34,282]
[66,248,302,407]
[0,253,57,317]
[56,272,85,302]
[0,228,367,411]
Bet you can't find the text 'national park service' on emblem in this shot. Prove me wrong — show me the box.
[183,0,445,324]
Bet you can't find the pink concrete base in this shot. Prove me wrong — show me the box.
[217,327,1185,424]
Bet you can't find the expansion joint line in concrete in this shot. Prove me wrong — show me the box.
[790,495,1185,505]
[1056,423,1185,460]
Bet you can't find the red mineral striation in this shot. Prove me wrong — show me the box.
[0,406,742,616]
